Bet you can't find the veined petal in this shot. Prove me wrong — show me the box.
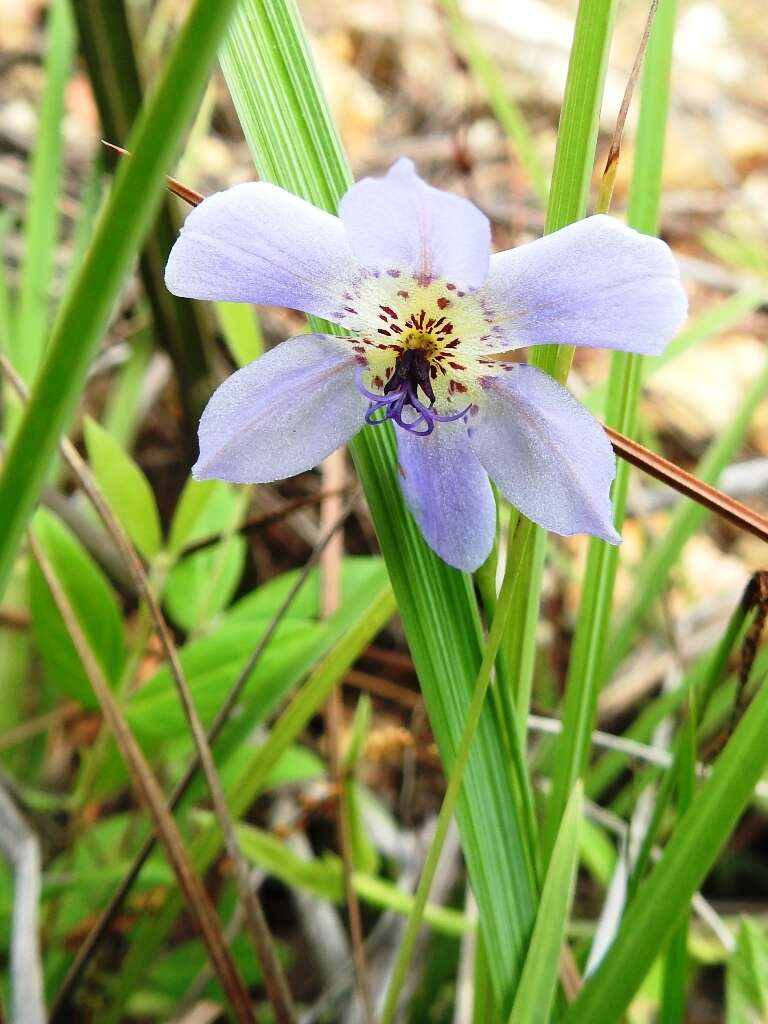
[166,183,358,322]
[396,420,496,572]
[468,365,620,543]
[339,158,490,290]
[193,334,366,482]
[480,215,687,355]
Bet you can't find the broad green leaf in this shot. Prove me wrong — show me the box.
[83,417,163,559]
[226,555,387,623]
[216,300,264,366]
[95,562,390,797]
[167,477,220,555]
[46,814,171,938]
[124,619,322,743]
[29,508,124,707]
[726,919,768,1023]
[163,483,245,630]
[216,742,324,793]
[109,582,395,1009]
[509,782,583,1024]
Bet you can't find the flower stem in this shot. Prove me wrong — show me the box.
[380,519,535,1024]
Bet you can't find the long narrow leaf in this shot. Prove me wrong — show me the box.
[542,0,677,857]
[72,0,215,428]
[220,0,538,1006]
[508,781,583,1024]
[12,0,74,382]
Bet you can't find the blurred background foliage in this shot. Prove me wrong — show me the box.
[0,0,768,1020]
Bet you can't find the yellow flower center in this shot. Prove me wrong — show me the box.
[402,329,438,358]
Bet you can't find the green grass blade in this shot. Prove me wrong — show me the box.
[542,0,677,858]
[0,0,240,601]
[606,354,768,676]
[587,582,754,803]
[380,524,534,1024]
[542,0,617,233]
[12,0,74,382]
[439,0,548,205]
[72,0,215,426]
[500,0,617,847]
[220,0,539,1007]
[566,652,768,1021]
[508,781,583,1024]
[726,919,768,1022]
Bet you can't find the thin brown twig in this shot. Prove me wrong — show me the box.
[0,608,31,631]
[27,532,255,1024]
[321,451,375,1024]
[0,706,80,754]
[50,495,358,1019]
[595,0,660,214]
[0,355,296,1024]
[605,425,768,545]
[102,141,205,207]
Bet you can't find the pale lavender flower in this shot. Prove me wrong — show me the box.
[165,159,687,571]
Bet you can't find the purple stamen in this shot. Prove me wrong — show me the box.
[354,357,469,438]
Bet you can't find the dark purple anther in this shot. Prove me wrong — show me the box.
[355,351,469,436]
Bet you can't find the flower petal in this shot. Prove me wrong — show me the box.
[193,334,366,482]
[396,420,496,571]
[165,183,358,322]
[339,158,490,290]
[480,215,687,354]
[468,365,620,543]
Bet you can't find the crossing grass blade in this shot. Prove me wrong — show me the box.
[219,1,539,1008]
[0,0,241,601]
[542,0,678,859]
